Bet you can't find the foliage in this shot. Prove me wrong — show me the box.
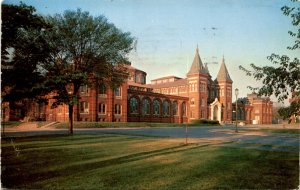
[239,0,300,118]
[278,101,300,120]
[38,9,134,133]
[1,2,47,58]
[191,119,220,125]
[1,3,52,102]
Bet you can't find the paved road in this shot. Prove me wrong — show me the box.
[4,126,299,153]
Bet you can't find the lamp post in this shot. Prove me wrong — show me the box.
[235,88,239,133]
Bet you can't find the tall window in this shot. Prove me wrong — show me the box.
[129,97,138,114]
[99,84,106,95]
[163,101,170,116]
[80,85,89,95]
[153,99,160,115]
[182,102,186,116]
[142,98,150,115]
[220,88,224,96]
[114,87,121,97]
[201,110,205,118]
[99,103,106,114]
[80,102,89,113]
[135,74,139,83]
[172,101,178,115]
[114,104,121,114]
[141,75,146,84]
[227,102,231,109]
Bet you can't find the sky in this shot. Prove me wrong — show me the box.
[3,0,299,106]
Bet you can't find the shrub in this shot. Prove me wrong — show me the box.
[191,119,219,125]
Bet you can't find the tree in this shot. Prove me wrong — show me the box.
[1,3,51,102]
[41,9,134,134]
[278,101,300,121]
[239,0,300,119]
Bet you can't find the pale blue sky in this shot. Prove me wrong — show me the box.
[3,0,298,104]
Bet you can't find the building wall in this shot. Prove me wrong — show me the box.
[127,89,189,123]
[216,81,232,122]
[234,93,273,124]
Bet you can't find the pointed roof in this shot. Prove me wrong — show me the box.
[187,46,207,75]
[216,56,232,82]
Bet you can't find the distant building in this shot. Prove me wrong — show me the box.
[233,92,273,124]
[2,47,273,124]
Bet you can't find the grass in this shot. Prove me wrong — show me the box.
[1,134,299,189]
[1,121,21,128]
[260,128,300,135]
[54,121,218,128]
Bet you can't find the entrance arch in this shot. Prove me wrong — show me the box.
[210,98,222,123]
[213,105,218,120]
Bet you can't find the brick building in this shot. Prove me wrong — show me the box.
[233,92,273,124]
[3,47,273,124]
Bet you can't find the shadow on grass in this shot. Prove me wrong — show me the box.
[1,134,148,152]
[2,142,205,189]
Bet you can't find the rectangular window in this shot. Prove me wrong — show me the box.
[221,88,224,96]
[80,85,89,95]
[114,87,121,97]
[99,103,106,114]
[114,104,121,114]
[80,102,89,113]
[15,109,22,117]
[99,84,106,95]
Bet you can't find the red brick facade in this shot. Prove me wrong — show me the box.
[3,47,273,124]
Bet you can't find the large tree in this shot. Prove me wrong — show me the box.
[41,9,134,134]
[239,0,300,119]
[1,3,51,102]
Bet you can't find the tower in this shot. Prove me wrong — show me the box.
[215,56,233,122]
[187,46,209,121]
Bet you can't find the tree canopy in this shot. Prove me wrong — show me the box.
[2,4,135,133]
[1,3,52,102]
[41,9,135,133]
[239,0,300,119]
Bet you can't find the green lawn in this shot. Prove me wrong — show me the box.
[1,134,299,189]
[54,121,218,128]
[259,128,300,134]
[1,121,21,128]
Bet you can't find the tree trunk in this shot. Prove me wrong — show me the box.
[68,104,73,135]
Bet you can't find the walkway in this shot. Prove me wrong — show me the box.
[3,124,299,153]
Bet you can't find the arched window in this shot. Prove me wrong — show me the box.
[142,98,150,115]
[141,75,146,84]
[201,97,205,107]
[173,101,178,115]
[163,100,170,116]
[135,74,139,83]
[182,102,186,116]
[153,99,160,115]
[129,97,138,114]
